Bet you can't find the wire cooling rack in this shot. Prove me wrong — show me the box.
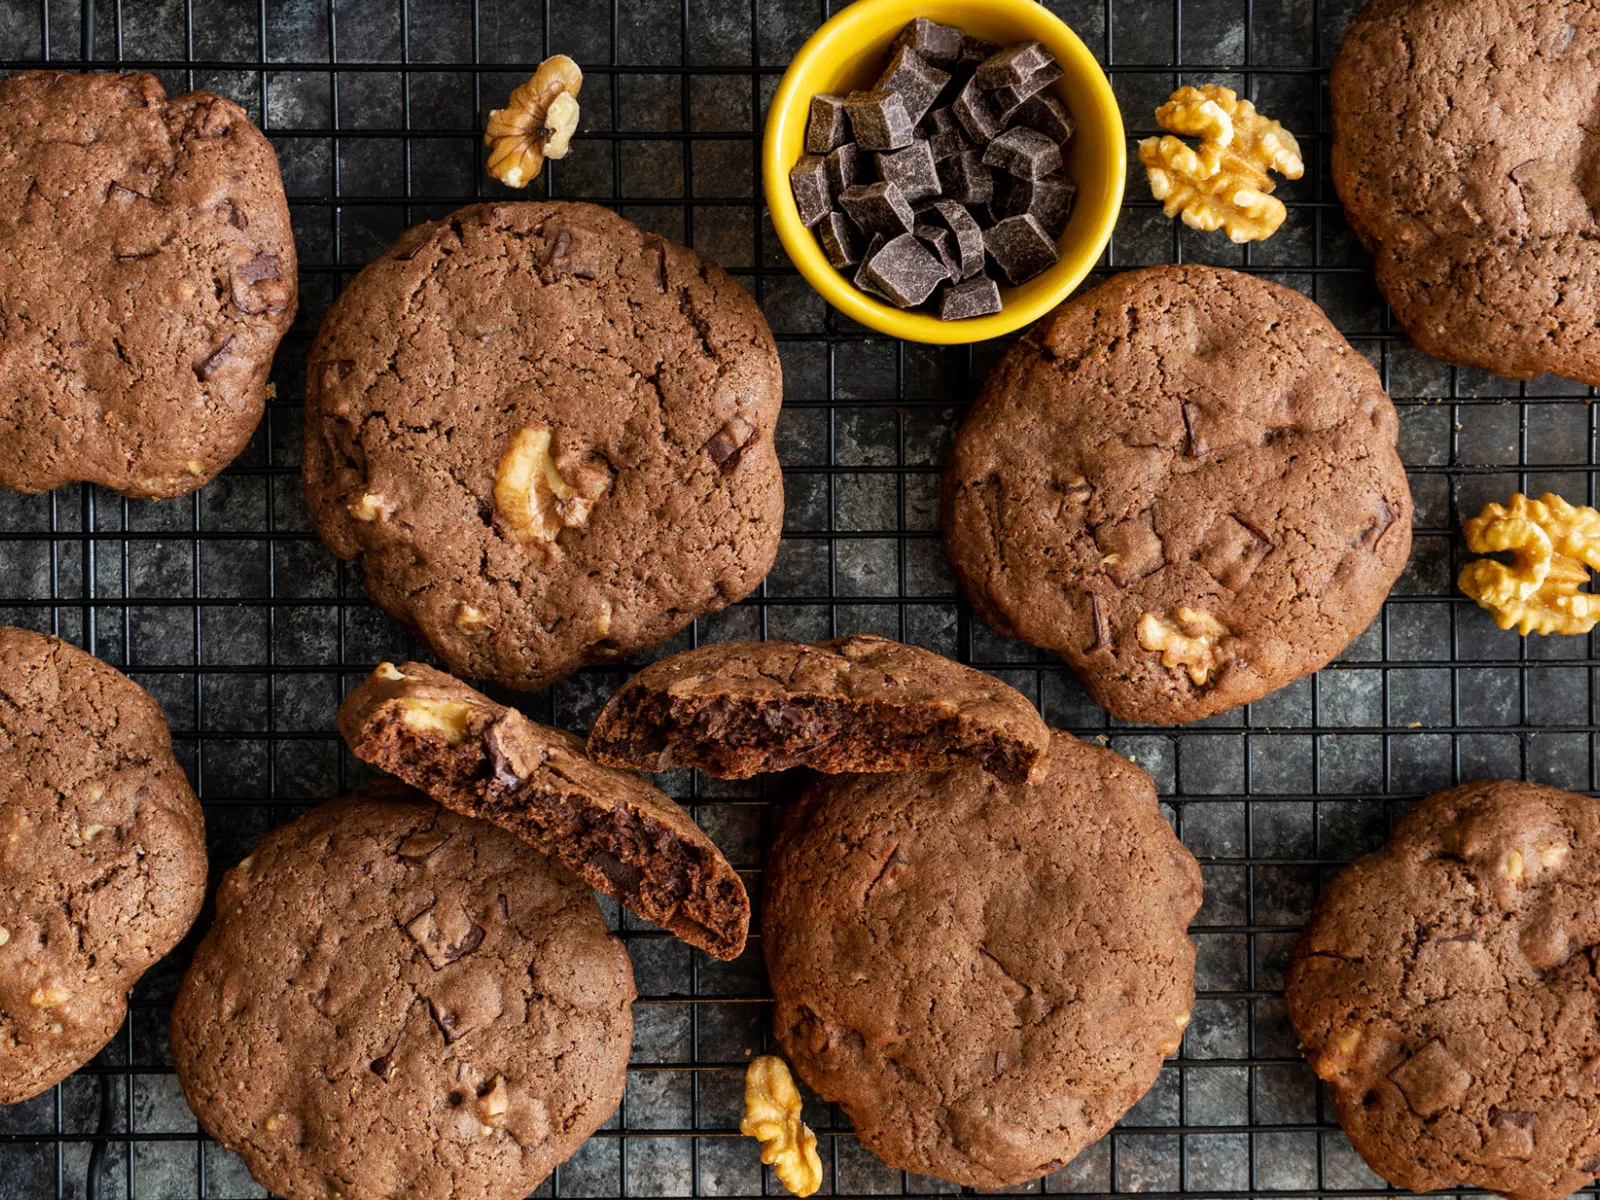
[2,0,1596,1196]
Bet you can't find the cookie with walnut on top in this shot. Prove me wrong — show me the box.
[942,264,1412,724]
[302,201,784,692]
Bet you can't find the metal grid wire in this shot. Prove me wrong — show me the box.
[1,0,1594,1196]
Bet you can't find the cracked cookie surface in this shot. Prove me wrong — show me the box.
[0,625,206,1104]
[1287,779,1600,1200]
[303,201,784,692]
[941,264,1411,724]
[171,791,634,1200]
[1333,0,1600,384]
[585,634,1052,783]
[338,660,750,960]
[0,71,297,498]
[762,731,1202,1188]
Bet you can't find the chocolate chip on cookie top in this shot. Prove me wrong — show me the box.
[303,201,784,692]
[0,71,297,498]
[0,626,206,1105]
[942,264,1412,725]
[763,731,1202,1188]
[1332,0,1600,384]
[171,792,635,1200]
[338,660,750,960]
[586,634,1051,782]
[1288,779,1600,1200]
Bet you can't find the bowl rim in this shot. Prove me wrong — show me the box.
[762,0,1126,345]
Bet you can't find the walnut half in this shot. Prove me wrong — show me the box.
[741,1056,822,1198]
[1459,492,1600,635]
[1138,85,1303,243]
[493,423,608,548]
[485,55,583,188]
[1137,607,1236,686]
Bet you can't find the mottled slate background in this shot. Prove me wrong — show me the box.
[0,0,1593,1196]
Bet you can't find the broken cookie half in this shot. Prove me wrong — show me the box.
[586,634,1050,783]
[338,661,749,960]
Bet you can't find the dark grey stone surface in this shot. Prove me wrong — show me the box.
[0,0,1595,1196]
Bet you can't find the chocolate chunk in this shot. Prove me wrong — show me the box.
[976,41,1054,89]
[844,89,915,151]
[890,17,964,67]
[703,417,759,472]
[983,126,1064,179]
[875,139,941,205]
[915,222,961,281]
[806,93,849,154]
[853,233,891,301]
[483,723,525,787]
[875,47,951,128]
[939,275,1003,320]
[1010,90,1076,144]
[995,172,1076,237]
[920,107,970,162]
[789,154,833,228]
[929,200,987,279]
[862,233,950,308]
[825,142,862,197]
[819,211,862,268]
[960,34,1000,64]
[992,62,1064,119]
[839,180,916,238]
[194,336,235,381]
[936,150,994,207]
[952,76,1004,144]
[984,213,1060,285]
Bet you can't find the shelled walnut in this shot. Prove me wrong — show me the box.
[1138,85,1304,243]
[1458,492,1600,635]
[1137,607,1236,686]
[493,423,609,548]
[485,55,583,188]
[741,1056,822,1198]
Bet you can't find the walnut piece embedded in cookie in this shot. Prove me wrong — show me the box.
[1136,607,1238,686]
[485,55,583,188]
[763,731,1201,1188]
[1458,492,1600,635]
[0,626,206,1105]
[1286,780,1600,1200]
[0,72,298,498]
[942,264,1411,725]
[585,634,1051,782]
[171,793,635,1200]
[1139,84,1304,243]
[741,1056,822,1198]
[338,660,751,959]
[1332,0,1600,384]
[302,201,784,691]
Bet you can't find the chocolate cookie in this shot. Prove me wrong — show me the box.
[586,634,1050,782]
[338,661,749,960]
[0,626,206,1105]
[764,731,1202,1187]
[942,264,1412,724]
[171,792,634,1200]
[1332,1,1600,384]
[303,201,784,692]
[1287,780,1600,1200]
[0,71,297,498]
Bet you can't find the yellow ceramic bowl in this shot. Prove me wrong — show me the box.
[764,0,1125,344]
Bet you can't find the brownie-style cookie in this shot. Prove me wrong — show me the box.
[764,731,1202,1187]
[172,792,634,1200]
[303,201,784,692]
[1287,780,1600,1200]
[1332,1,1600,384]
[0,72,296,498]
[586,634,1051,783]
[942,265,1412,725]
[0,626,206,1105]
[339,661,749,960]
